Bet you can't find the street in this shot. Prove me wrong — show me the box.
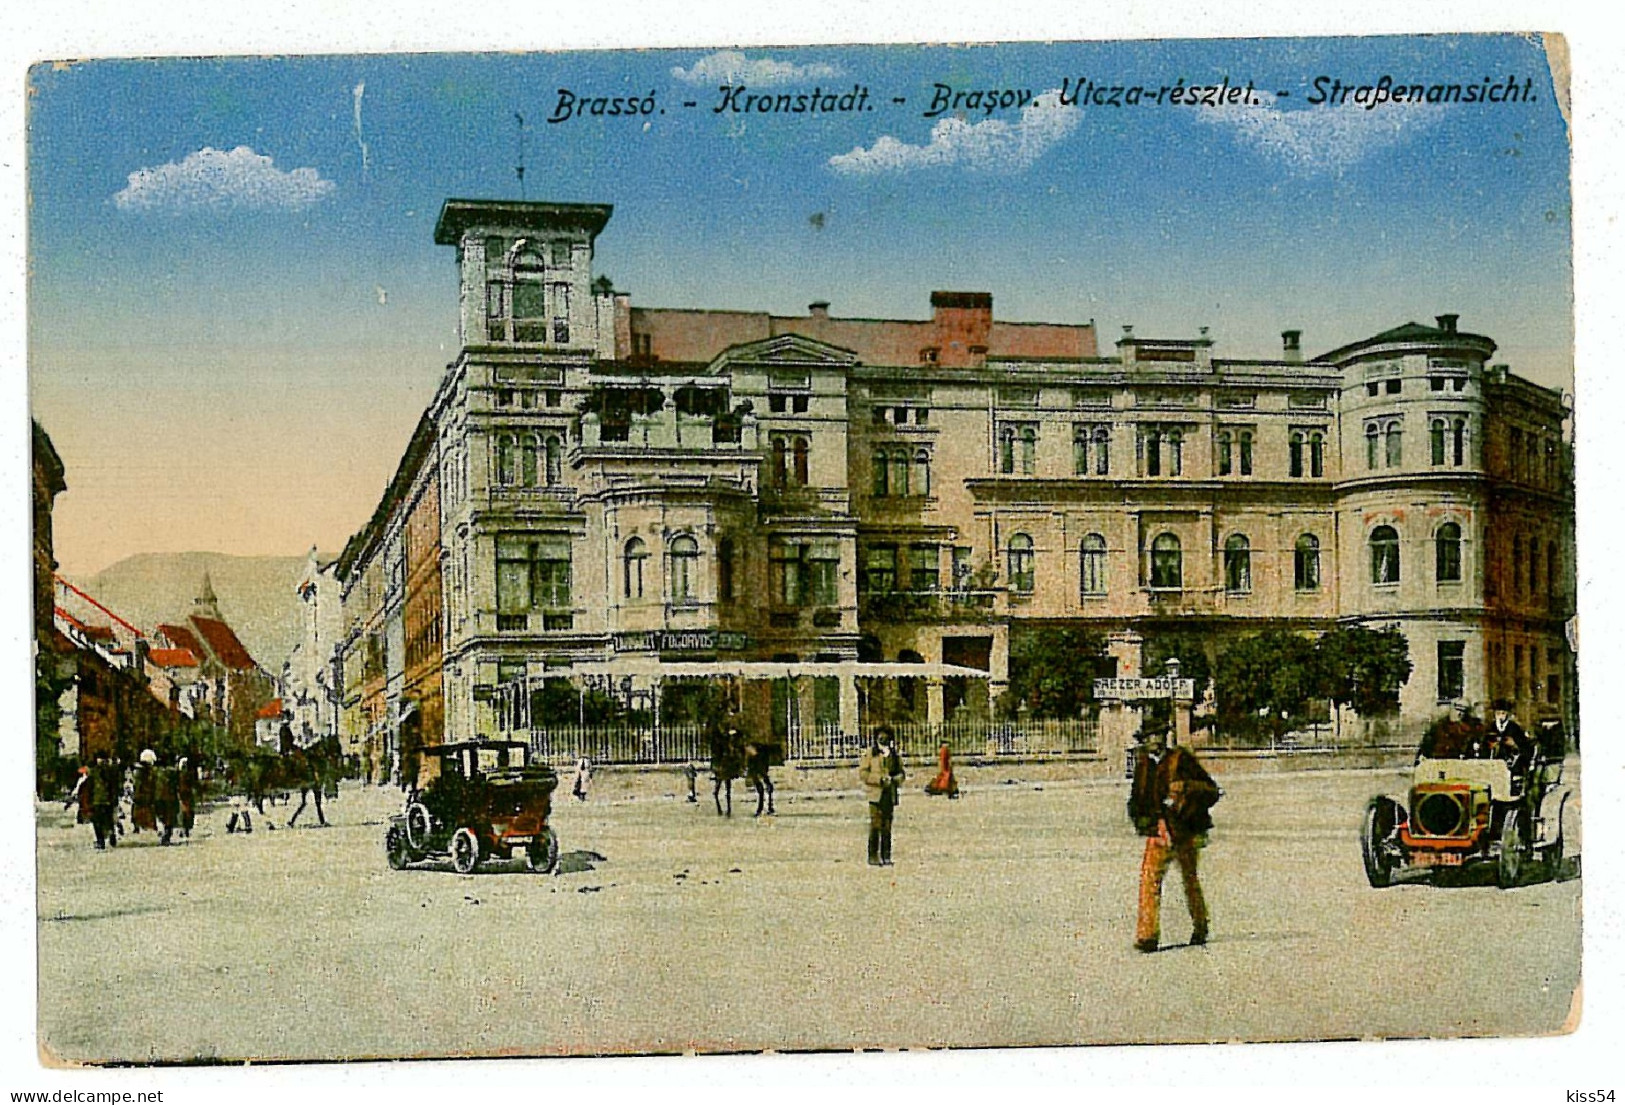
[36,766,1582,1063]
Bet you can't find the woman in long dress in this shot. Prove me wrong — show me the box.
[924,742,959,799]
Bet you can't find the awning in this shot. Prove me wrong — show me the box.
[559,660,989,681]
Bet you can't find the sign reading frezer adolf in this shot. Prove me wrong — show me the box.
[1094,677,1197,701]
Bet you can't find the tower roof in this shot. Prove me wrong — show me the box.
[433,199,613,245]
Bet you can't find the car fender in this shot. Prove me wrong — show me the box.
[1534,786,1570,848]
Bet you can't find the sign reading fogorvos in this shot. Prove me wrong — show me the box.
[1093,677,1196,701]
[613,629,749,654]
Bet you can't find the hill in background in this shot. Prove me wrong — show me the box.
[74,552,324,674]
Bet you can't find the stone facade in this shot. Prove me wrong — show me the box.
[334,199,1575,766]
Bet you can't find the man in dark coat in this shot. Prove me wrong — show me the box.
[88,753,121,850]
[1128,729,1219,952]
[859,727,906,865]
[153,757,180,845]
[1485,698,1535,790]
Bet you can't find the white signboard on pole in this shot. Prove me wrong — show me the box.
[1093,677,1196,701]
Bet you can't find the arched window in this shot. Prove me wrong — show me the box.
[670,535,700,604]
[998,426,1016,474]
[544,435,562,486]
[1512,534,1524,596]
[1547,541,1558,598]
[1289,431,1304,478]
[891,449,910,497]
[1527,531,1538,594]
[496,434,516,486]
[1146,428,1162,477]
[623,537,647,599]
[1150,533,1182,590]
[1435,522,1462,583]
[1366,423,1380,470]
[1007,533,1035,594]
[519,432,539,486]
[1294,534,1321,592]
[1019,425,1037,475]
[1168,429,1184,476]
[1452,418,1467,466]
[1238,430,1253,476]
[792,436,810,486]
[1093,426,1110,475]
[1309,431,1325,478]
[1073,426,1090,475]
[1385,421,1403,467]
[1218,430,1233,476]
[772,436,789,488]
[1371,524,1400,585]
[1430,419,1447,466]
[1223,534,1252,594]
[1080,533,1107,597]
[872,448,890,496]
[914,448,932,496]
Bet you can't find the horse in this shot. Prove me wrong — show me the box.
[286,745,331,827]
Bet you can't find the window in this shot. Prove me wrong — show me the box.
[1288,429,1325,478]
[772,434,811,487]
[1510,428,1524,479]
[496,536,571,612]
[1074,424,1110,475]
[872,448,889,496]
[1294,534,1321,592]
[776,540,840,606]
[1223,534,1252,594]
[999,426,1016,474]
[1007,534,1034,594]
[1548,648,1563,705]
[1512,535,1524,596]
[1547,541,1558,598]
[1308,431,1324,477]
[718,537,736,602]
[1237,430,1251,476]
[1093,426,1110,475]
[1366,424,1380,470]
[1452,418,1467,466]
[999,424,1036,475]
[545,435,562,485]
[891,449,910,496]
[1073,426,1090,476]
[623,538,648,599]
[908,544,940,592]
[1436,522,1462,583]
[1437,641,1465,702]
[1527,532,1538,594]
[1385,421,1403,467]
[914,449,932,496]
[1080,533,1108,597]
[863,545,897,594]
[1218,430,1233,476]
[1020,425,1037,475]
[669,536,700,604]
[519,433,538,486]
[952,546,974,590]
[1371,525,1400,585]
[496,434,516,486]
[1431,419,1447,466]
[1385,378,1402,395]
[1169,429,1185,476]
[1513,644,1524,701]
[1150,533,1182,590]
[1289,432,1303,478]
[1145,428,1162,477]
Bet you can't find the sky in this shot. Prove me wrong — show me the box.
[25,34,1573,577]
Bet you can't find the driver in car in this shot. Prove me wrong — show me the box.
[1486,698,1535,791]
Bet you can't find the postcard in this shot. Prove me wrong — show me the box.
[26,33,1580,1065]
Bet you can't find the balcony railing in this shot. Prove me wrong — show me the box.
[859,589,999,624]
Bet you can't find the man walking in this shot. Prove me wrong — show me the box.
[88,752,121,850]
[859,727,906,866]
[1128,728,1219,952]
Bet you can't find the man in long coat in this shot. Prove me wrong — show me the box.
[1128,729,1219,952]
[859,727,906,865]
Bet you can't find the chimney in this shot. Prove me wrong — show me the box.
[928,291,993,368]
[1436,314,1459,334]
[809,301,830,320]
[1282,329,1302,363]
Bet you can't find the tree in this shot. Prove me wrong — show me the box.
[1000,626,1108,719]
[1315,626,1412,721]
[1213,630,1323,745]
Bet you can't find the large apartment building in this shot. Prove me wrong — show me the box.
[333,198,1574,773]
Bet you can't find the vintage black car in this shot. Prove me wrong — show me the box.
[1362,719,1569,889]
[386,741,560,874]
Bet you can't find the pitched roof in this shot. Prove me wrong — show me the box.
[190,616,257,671]
[148,648,200,668]
[256,697,284,720]
[157,623,205,656]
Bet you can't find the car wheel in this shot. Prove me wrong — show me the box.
[405,802,433,852]
[1361,797,1401,888]
[385,825,412,870]
[450,827,480,875]
[527,827,559,874]
[1497,813,1527,888]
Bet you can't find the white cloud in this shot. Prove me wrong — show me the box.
[1193,91,1449,175]
[671,50,841,87]
[113,146,336,212]
[828,90,1079,175]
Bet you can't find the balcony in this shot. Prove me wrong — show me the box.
[859,590,999,625]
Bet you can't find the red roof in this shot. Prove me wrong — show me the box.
[157,623,205,656]
[148,648,200,668]
[55,607,114,641]
[190,616,257,671]
[256,698,284,719]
